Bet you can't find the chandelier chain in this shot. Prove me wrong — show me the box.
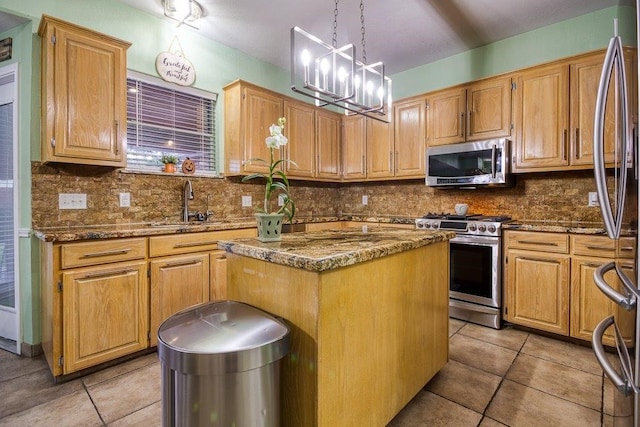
[332,0,339,48]
[360,0,366,64]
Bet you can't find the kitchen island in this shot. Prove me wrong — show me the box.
[218,227,454,426]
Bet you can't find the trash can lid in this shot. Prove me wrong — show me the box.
[158,300,289,354]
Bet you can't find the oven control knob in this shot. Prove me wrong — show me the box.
[478,225,487,232]
[488,225,497,233]
[468,224,477,231]
[431,222,438,229]
[424,222,431,229]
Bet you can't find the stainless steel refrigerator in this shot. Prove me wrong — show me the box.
[592,3,640,426]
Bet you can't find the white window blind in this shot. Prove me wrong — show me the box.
[126,72,218,175]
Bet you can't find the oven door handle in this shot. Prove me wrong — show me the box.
[593,262,637,311]
[592,315,637,396]
[450,235,499,246]
[491,143,497,179]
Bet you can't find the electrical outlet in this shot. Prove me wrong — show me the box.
[362,195,368,205]
[59,193,87,210]
[588,192,599,207]
[242,195,252,207]
[278,194,285,206]
[119,192,131,208]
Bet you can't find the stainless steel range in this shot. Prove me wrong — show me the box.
[415,213,512,329]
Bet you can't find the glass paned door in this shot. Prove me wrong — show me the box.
[0,65,18,353]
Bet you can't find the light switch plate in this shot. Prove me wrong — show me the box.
[278,194,285,206]
[242,195,252,207]
[119,192,131,208]
[59,193,87,210]
[362,195,368,205]
[588,192,599,207]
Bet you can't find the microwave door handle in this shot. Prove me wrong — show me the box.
[593,262,637,310]
[491,144,497,178]
[594,35,624,239]
[593,316,638,396]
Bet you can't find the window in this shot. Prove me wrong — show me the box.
[126,71,218,175]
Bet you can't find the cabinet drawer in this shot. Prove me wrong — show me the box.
[505,231,569,253]
[149,228,256,257]
[571,235,615,258]
[60,238,147,269]
[618,237,637,259]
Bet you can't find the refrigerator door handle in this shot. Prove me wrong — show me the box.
[594,262,638,310]
[593,31,630,239]
[592,316,638,396]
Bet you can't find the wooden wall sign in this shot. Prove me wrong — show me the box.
[155,37,195,86]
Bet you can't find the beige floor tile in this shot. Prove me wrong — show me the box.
[0,389,101,427]
[0,350,48,382]
[486,379,601,427]
[506,353,602,410]
[459,323,529,351]
[449,334,518,376]
[87,361,161,424]
[0,367,83,418]
[425,359,501,413]
[603,376,634,417]
[478,416,508,426]
[82,351,159,387]
[388,390,482,427]
[449,318,466,337]
[521,334,602,374]
[109,400,162,426]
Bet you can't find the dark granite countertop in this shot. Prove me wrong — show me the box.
[504,220,607,235]
[218,227,455,272]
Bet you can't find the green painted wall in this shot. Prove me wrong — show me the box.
[0,0,635,347]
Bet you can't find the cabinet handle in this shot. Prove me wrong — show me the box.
[515,240,559,246]
[81,248,132,258]
[562,129,567,160]
[216,254,227,261]
[620,246,634,252]
[82,268,135,279]
[114,120,119,155]
[586,245,614,251]
[517,256,561,263]
[575,128,580,159]
[174,240,218,248]
[466,110,471,138]
[395,150,398,171]
[164,260,200,268]
[459,112,465,137]
[389,151,393,172]
[362,155,365,174]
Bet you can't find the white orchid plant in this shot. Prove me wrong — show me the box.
[241,117,296,221]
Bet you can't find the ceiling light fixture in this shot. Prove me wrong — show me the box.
[162,0,203,28]
[290,0,392,122]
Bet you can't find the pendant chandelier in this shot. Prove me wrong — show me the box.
[290,0,392,122]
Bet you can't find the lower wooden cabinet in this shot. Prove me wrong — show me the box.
[504,231,636,346]
[210,250,228,301]
[62,260,148,373]
[149,253,209,347]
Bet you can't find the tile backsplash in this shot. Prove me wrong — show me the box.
[31,162,607,228]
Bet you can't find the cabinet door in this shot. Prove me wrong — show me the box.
[570,258,635,346]
[41,20,129,166]
[467,77,512,141]
[505,249,570,335]
[512,64,569,172]
[284,100,316,178]
[62,260,148,374]
[366,118,394,179]
[394,98,426,177]
[426,88,466,146]
[341,115,367,180]
[570,52,636,167]
[210,250,227,301]
[316,109,341,180]
[149,253,209,346]
[242,87,283,174]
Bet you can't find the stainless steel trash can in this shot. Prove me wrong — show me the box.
[158,300,290,427]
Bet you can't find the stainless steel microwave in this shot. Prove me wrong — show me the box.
[426,139,512,188]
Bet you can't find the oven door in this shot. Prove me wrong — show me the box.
[449,234,500,308]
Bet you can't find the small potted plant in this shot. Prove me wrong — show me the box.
[242,117,296,242]
[161,153,179,173]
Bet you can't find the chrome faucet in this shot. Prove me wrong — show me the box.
[183,180,194,222]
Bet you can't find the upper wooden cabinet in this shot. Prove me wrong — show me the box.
[315,109,342,180]
[393,97,427,178]
[341,115,367,180]
[512,49,636,172]
[284,100,315,178]
[38,15,130,167]
[366,117,395,179]
[426,77,512,146]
